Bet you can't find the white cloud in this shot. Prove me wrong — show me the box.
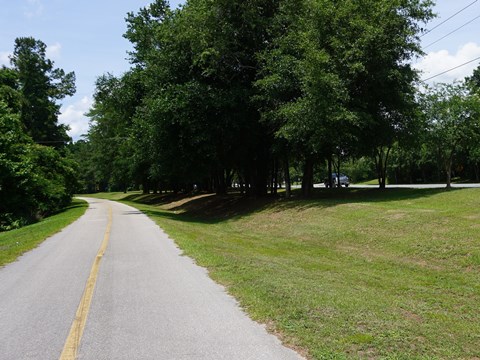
[414,42,480,84]
[0,52,11,66]
[59,96,93,141]
[24,0,44,18]
[46,42,62,60]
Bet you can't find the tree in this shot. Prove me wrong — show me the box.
[82,0,434,196]
[0,66,22,112]
[0,38,78,230]
[121,0,284,196]
[10,37,76,146]
[466,65,480,181]
[0,101,33,229]
[421,82,480,189]
[0,101,76,230]
[330,0,433,189]
[67,139,97,193]
[466,65,480,90]
[86,70,146,192]
[256,0,433,193]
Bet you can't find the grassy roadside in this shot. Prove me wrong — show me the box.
[89,189,480,359]
[0,199,88,267]
[354,179,381,185]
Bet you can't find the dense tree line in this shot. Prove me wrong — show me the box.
[0,38,76,230]
[78,0,480,196]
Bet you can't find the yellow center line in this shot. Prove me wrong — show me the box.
[59,206,113,360]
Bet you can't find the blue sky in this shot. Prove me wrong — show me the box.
[413,0,480,84]
[1,0,479,141]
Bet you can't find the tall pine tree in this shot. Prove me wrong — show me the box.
[11,37,76,146]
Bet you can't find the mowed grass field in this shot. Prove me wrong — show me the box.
[88,189,480,359]
[0,199,88,267]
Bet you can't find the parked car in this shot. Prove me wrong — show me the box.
[324,173,350,187]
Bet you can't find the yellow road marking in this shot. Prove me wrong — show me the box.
[59,206,113,360]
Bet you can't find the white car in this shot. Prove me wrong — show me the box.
[324,173,350,187]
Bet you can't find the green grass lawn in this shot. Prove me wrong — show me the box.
[354,179,381,185]
[0,199,88,267]
[89,189,480,359]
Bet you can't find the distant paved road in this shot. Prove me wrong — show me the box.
[350,183,480,189]
[0,198,304,360]
[313,183,480,189]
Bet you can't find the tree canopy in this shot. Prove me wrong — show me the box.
[11,37,76,146]
[81,0,439,196]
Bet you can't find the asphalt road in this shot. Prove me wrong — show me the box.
[313,183,480,189]
[0,198,304,360]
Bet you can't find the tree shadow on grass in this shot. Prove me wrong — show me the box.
[118,187,465,225]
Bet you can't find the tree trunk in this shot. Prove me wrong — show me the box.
[327,156,333,188]
[275,159,280,194]
[302,157,314,197]
[374,147,391,189]
[270,159,275,195]
[225,169,233,190]
[142,179,150,194]
[239,175,245,195]
[215,168,227,195]
[244,170,253,196]
[253,148,269,197]
[335,160,341,188]
[445,157,453,190]
[374,149,381,188]
[284,157,291,198]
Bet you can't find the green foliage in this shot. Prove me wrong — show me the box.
[0,104,77,230]
[465,65,480,181]
[341,157,376,183]
[67,140,97,193]
[85,70,146,192]
[255,0,433,191]
[27,144,77,215]
[384,80,480,186]
[11,37,76,145]
[334,0,432,188]
[0,37,78,231]
[466,65,480,92]
[80,0,450,196]
[0,102,32,229]
[86,0,287,195]
[0,67,22,112]
[420,82,480,187]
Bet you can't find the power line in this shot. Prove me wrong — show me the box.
[424,14,480,49]
[420,0,478,38]
[422,56,480,82]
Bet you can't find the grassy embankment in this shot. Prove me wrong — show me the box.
[89,189,480,359]
[0,199,88,267]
